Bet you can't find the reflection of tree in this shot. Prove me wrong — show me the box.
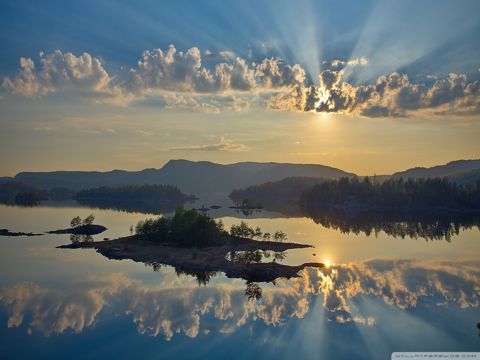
[273,251,286,262]
[76,198,180,215]
[70,234,94,243]
[146,262,164,272]
[301,206,480,241]
[229,250,263,264]
[245,282,262,301]
[174,267,218,286]
[228,250,287,264]
[233,208,263,216]
[146,261,219,285]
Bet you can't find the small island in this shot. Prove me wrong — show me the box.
[0,228,44,237]
[58,207,323,282]
[48,214,107,235]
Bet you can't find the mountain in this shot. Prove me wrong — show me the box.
[14,160,355,195]
[12,159,479,197]
[393,159,480,180]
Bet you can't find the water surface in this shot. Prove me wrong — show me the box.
[0,203,479,359]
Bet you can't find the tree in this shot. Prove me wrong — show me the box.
[262,232,271,241]
[70,216,82,228]
[273,230,287,242]
[230,221,255,238]
[83,214,95,225]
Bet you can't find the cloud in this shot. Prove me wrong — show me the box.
[299,71,480,117]
[3,46,479,117]
[172,136,250,152]
[204,49,236,60]
[2,50,126,104]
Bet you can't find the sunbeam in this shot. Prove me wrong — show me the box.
[348,0,480,83]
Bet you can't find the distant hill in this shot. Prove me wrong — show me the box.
[14,160,355,195]
[230,176,325,205]
[393,159,480,181]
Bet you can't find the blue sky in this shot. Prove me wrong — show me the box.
[0,0,479,175]
[2,0,479,80]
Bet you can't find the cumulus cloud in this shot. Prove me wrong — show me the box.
[172,136,250,152]
[293,71,479,117]
[2,50,127,104]
[3,46,479,117]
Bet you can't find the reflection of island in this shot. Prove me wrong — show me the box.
[1,258,478,339]
[75,198,180,215]
[225,199,480,242]
[59,235,320,283]
[75,184,194,215]
[302,206,480,241]
[0,228,43,237]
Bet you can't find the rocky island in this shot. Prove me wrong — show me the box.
[58,207,323,282]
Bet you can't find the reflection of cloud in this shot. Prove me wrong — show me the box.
[4,45,478,117]
[0,273,136,336]
[0,259,478,339]
[172,137,250,153]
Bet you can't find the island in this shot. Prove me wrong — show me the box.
[231,176,480,212]
[58,207,323,282]
[75,184,193,214]
[0,228,44,237]
[48,214,107,235]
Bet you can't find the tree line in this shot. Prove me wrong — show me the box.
[301,177,480,209]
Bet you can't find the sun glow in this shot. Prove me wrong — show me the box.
[324,259,332,268]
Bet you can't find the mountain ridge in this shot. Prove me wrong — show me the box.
[10,158,480,195]
[13,159,355,194]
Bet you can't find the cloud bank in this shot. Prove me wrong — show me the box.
[3,45,479,117]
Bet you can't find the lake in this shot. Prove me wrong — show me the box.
[0,202,479,359]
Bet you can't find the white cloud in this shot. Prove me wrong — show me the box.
[2,51,122,102]
[172,136,250,152]
[3,46,479,117]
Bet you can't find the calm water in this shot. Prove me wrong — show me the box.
[0,203,479,359]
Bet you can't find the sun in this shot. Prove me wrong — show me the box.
[324,259,331,268]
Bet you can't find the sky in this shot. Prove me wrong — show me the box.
[0,0,479,176]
